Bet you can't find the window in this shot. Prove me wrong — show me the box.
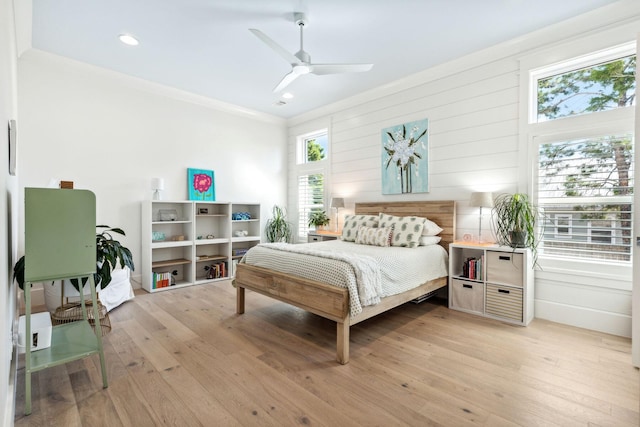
[536,54,635,122]
[537,134,633,262]
[295,129,329,240]
[554,214,572,237]
[531,45,635,264]
[297,173,325,238]
[298,131,328,164]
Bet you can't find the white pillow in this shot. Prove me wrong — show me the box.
[355,225,394,247]
[421,218,443,236]
[419,235,442,246]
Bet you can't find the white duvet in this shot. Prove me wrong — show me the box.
[242,240,448,317]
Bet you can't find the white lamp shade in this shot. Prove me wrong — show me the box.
[330,197,345,209]
[469,192,494,208]
[151,178,165,191]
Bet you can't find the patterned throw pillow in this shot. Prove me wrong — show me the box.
[341,215,379,242]
[378,213,425,248]
[355,225,394,247]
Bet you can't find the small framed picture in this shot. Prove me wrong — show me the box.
[199,208,209,215]
[188,168,215,201]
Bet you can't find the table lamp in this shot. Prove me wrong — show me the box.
[152,178,165,200]
[469,192,493,243]
[330,197,344,232]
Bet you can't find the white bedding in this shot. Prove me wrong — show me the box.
[242,240,448,317]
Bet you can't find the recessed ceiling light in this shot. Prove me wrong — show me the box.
[119,34,139,46]
[282,92,294,99]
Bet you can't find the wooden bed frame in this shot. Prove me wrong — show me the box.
[234,200,456,364]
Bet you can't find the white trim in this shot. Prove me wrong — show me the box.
[535,299,631,338]
[632,33,640,367]
[537,259,632,291]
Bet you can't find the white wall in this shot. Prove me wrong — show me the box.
[632,34,640,367]
[17,49,288,289]
[288,1,640,338]
[0,0,20,424]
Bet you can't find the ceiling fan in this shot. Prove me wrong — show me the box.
[250,12,373,93]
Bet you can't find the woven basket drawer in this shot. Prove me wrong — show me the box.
[486,284,523,322]
[450,278,484,314]
[486,251,523,287]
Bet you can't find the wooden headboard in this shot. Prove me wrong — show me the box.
[354,200,456,251]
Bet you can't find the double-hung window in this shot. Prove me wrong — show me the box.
[530,43,635,264]
[295,130,328,241]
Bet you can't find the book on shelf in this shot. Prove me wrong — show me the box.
[205,261,228,279]
[461,255,484,280]
[232,248,248,256]
[152,271,172,289]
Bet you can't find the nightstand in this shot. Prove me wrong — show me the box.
[448,242,534,326]
[308,230,341,243]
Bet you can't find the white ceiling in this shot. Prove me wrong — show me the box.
[25,0,622,119]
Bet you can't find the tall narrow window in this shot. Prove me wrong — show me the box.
[295,129,329,241]
[297,173,325,237]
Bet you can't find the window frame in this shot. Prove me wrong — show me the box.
[532,126,634,266]
[528,41,636,124]
[523,40,636,278]
[294,128,330,242]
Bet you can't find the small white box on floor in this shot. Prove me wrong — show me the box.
[18,312,52,353]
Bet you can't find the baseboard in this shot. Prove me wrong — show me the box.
[2,344,17,427]
[535,299,631,338]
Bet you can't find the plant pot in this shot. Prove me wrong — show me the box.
[509,231,526,248]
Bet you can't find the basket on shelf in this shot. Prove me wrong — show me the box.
[50,282,112,336]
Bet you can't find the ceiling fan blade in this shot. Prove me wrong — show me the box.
[309,63,374,75]
[249,29,301,65]
[273,70,301,93]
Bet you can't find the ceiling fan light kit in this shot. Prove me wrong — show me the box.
[250,12,373,93]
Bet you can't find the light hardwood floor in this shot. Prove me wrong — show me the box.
[14,280,639,426]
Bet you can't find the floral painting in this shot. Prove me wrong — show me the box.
[188,168,215,201]
[381,119,429,194]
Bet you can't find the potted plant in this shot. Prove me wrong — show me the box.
[308,210,330,230]
[491,193,539,260]
[265,205,292,243]
[13,225,135,291]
